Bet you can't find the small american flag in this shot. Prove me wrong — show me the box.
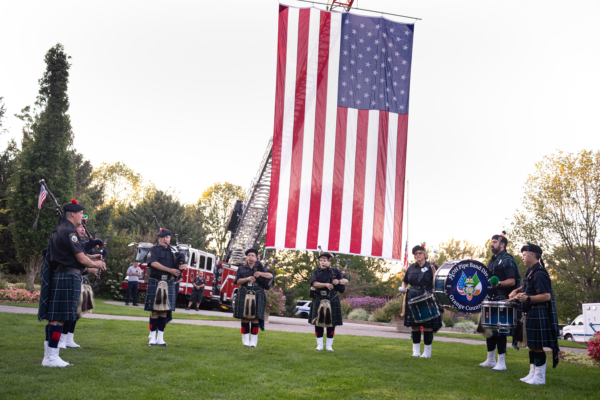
[38,185,47,209]
[403,239,409,268]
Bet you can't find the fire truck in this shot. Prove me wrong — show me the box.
[122,138,274,311]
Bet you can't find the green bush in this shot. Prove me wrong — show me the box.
[368,307,391,322]
[442,315,455,328]
[453,319,477,331]
[348,308,370,321]
[382,298,403,317]
[341,299,353,318]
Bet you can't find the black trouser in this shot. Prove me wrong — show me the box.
[126,281,139,304]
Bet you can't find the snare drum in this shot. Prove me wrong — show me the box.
[434,259,493,314]
[481,301,518,332]
[408,293,441,323]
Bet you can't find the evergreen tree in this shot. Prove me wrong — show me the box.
[8,44,76,291]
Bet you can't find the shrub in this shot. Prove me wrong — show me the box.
[453,319,477,331]
[107,273,125,300]
[368,307,391,322]
[348,308,370,321]
[265,287,286,316]
[382,298,403,317]
[0,279,7,290]
[588,332,600,364]
[442,315,455,328]
[345,297,389,312]
[0,289,40,303]
[340,299,353,318]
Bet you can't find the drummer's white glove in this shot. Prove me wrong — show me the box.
[398,287,406,293]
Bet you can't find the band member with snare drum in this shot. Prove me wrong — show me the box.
[308,253,348,351]
[233,249,272,348]
[479,232,521,370]
[145,228,188,347]
[38,200,105,367]
[509,243,559,385]
[399,243,443,358]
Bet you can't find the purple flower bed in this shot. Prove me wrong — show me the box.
[344,297,389,312]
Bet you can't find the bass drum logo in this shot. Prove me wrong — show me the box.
[436,259,492,314]
[457,272,482,301]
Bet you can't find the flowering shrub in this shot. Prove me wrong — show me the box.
[107,273,125,300]
[265,287,286,316]
[344,297,389,312]
[0,289,40,303]
[588,332,600,364]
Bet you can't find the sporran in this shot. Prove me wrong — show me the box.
[153,280,171,311]
[243,290,257,319]
[77,283,95,317]
[313,299,333,328]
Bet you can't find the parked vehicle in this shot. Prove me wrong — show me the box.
[295,300,311,318]
[562,303,600,342]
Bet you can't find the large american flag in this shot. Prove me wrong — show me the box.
[266,5,414,261]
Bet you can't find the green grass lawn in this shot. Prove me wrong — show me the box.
[0,313,598,399]
[436,332,589,349]
[0,300,236,322]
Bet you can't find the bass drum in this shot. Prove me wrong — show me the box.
[434,259,493,314]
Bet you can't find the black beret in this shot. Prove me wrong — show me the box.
[521,243,542,255]
[412,244,426,255]
[245,248,259,256]
[157,228,172,237]
[318,252,333,260]
[492,231,508,245]
[63,199,85,213]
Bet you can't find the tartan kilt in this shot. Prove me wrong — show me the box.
[144,278,176,312]
[526,305,556,349]
[308,292,343,327]
[403,288,443,333]
[233,285,266,321]
[45,272,82,322]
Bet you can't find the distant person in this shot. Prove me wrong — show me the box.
[125,260,142,306]
[186,271,205,311]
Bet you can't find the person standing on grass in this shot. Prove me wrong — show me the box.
[398,243,443,359]
[479,232,520,371]
[186,271,205,311]
[125,260,142,306]
[38,200,105,367]
[233,249,272,348]
[510,243,560,385]
[145,228,187,347]
[308,253,347,352]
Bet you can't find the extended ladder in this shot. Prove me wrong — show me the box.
[224,138,273,266]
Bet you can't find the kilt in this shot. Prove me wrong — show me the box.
[308,291,343,327]
[144,278,176,312]
[233,285,266,324]
[403,288,443,333]
[45,272,82,322]
[190,290,203,304]
[526,305,557,349]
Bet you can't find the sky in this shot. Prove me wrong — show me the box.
[1,0,599,258]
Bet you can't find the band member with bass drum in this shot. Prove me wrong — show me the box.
[145,228,187,347]
[38,200,105,367]
[233,249,273,348]
[510,243,560,385]
[478,232,521,371]
[308,253,348,352]
[399,243,443,358]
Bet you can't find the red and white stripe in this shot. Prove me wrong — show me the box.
[266,6,409,261]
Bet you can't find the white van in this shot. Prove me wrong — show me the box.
[562,303,600,342]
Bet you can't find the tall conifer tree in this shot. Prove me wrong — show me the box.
[9,44,75,291]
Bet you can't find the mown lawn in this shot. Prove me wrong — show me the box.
[435,332,589,349]
[0,313,598,400]
[0,300,236,321]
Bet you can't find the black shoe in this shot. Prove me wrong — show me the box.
[125,303,129,306]
[185,307,190,310]
[195,308,199,311]
[149,343,156,347]
[158,343,169,347]
[133,304,138,306]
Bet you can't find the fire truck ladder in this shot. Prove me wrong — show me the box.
[224,138,273,266]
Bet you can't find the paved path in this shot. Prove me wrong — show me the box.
[1,304,587,354]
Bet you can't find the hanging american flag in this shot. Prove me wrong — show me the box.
[38,185,47,209]
[266,5,413,261]
[403,239,409,268]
